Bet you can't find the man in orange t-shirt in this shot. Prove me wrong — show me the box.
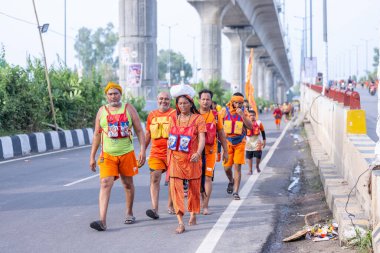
[198,89,228,215]
[145,91,176,219]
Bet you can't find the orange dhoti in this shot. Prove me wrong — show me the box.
[170,177,201,215]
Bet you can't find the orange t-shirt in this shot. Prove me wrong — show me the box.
[201,110,223,154]
[168,114,206,179]
[146,108,176,161]
[219,107,249,138]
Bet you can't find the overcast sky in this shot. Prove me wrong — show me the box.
[1,0,380,84]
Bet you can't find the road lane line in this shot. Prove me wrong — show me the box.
[0,145,91,165]
[196,121,292,253]
[64,174,99,186]
[64,155,149,187]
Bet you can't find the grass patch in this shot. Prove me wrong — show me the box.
[348,228,373,253]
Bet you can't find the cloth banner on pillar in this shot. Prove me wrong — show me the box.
[245,48,258,118]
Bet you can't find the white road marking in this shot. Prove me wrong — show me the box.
[196,121,292,253]
[64,174,99,187]
[64,155,150,187]
[0,145,91,165]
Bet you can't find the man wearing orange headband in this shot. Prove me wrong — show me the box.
[219,92,253,200]
[89,82,146,231]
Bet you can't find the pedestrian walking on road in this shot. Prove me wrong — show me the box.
[273,104,282,130]
[198,89,228,215]
[168,84,206,234]
[245,110,266,174]
[145,92,176,219]
[219,93,253,201]
[89,82,146,231]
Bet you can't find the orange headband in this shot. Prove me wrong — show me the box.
[231,95,244,103]
[104,82,122,95]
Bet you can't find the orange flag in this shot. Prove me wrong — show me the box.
[245,48,258,118]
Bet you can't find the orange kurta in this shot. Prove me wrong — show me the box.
[168,113,206,215]
[168,114,206,179]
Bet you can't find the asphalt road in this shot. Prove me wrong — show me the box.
[355,86,378,142]
[0,113,304,253]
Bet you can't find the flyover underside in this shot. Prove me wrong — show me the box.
[235,0,293,88]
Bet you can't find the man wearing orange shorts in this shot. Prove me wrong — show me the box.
[145,91,176,219]
[198,89,228,214]
[273,104,282,130]
[89,82,146,231]
[219,93,253,200]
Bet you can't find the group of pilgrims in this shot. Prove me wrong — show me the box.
[89,82,266,234]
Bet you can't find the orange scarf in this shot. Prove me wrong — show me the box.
[226,95,244,114]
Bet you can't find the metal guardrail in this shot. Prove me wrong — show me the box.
[306,84,361,110]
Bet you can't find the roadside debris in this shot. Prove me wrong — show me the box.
[283,211,339,242]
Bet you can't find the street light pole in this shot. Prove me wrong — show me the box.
[64,0,67,66]
[322,0,328,95]
[162,23,178,86]
[304,0,308,58]
[309,0,313,59]
[354,44,359,79]
[32,0,58,131]
[188,34,196,83]
[361,39,369,78]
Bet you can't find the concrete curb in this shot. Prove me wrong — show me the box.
[0,128,94,160]
[304,122,371,244]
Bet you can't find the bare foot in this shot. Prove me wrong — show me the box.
[175,223,185,234]
[168,207,175,215]
[256,167,261,173]
[247,170,253,175]
[188,215,197,226]
[203,208,211,215]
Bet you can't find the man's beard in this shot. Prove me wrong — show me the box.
[110,101,121,107]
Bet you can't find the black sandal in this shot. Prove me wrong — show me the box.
[227,182,234,194]
[90,220,106,231]
[233,192,240,200]
[146,209,159,220]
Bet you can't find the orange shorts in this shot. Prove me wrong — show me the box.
[148,156,168,171]
[204,149,216,177]
[275,118,281,125]
[223,140,246,167]
[98,151,138,179]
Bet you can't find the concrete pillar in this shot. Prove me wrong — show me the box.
[264,68,272,101]
[223,27,252,94]
[272,74,279,103]
[276,85,282,105]
[188,0,230,83]
[119,0,157,99]
[257,62,265,98]
[277,82,285,104]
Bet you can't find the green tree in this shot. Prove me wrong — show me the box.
[74,23,118,83]
[192,79,230,107]
[158,49,193,84]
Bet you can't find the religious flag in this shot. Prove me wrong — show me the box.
[245,48,258,118]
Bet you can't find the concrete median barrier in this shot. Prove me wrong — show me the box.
[302,84,378,251]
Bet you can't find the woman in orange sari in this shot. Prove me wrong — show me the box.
[168,94,206,234]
